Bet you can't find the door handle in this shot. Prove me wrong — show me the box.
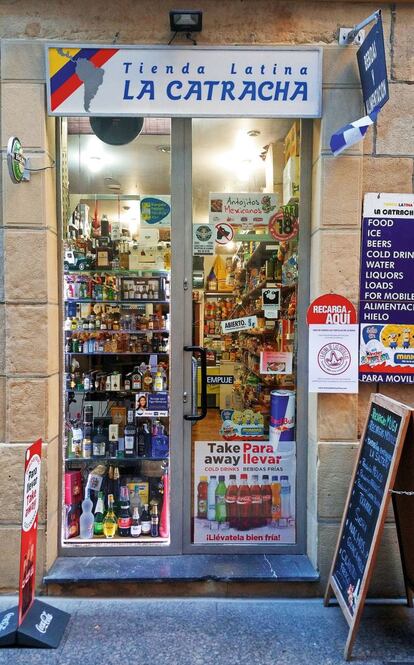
[184,345,207,421]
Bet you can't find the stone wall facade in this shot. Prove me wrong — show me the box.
[0,0,413,595]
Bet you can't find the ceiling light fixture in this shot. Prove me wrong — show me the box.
[247,130,261,137]
[157,144,171,154]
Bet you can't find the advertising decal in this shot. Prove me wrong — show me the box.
[359,193,414,383]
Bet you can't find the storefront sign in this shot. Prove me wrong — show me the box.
[193,440,296,544]
[357,14,389,115]
[306,293,357,325]
[140,195,171,226]
[19,439,42,625]
[260,351,292,375]
[210,193,278,226]
[46,45,322,117]
[221,315,257,333]
[359,193,414,383]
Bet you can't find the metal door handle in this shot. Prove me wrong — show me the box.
[184,345,207,421]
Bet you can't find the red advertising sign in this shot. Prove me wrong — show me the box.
[18,439,42,626]
[306,294,357,325]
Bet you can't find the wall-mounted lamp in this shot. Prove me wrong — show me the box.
[169,10,202,32]
[169,10,203,45]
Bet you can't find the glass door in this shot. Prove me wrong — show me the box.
[61,117,180,551]
[185,118,305,552]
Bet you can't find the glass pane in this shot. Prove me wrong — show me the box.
[191,118,299,546]
[62,118,171,544]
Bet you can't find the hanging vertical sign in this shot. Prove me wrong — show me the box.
[359,193,414,383]
[357,12,389,115]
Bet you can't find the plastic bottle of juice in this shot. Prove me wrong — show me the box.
[271,475,281,527]
[261,474,272,526]
[280,475,291,520]
[197,476,208,519]
[250,475,263,529]
[215,475,227,523]
[225,474,238,529]
[207,476,218,521]
[236,473,251,531]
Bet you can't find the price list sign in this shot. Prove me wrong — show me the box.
[359,193,414,384]
[324,393,411,660]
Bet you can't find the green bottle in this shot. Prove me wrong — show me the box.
[94,491,105,536]
[215,475,227,523]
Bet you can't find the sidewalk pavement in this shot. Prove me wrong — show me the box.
[0,596,413,665]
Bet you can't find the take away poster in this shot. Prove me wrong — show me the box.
[193,441,295,545]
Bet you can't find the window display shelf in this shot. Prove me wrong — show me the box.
[65,299,170,305]
[66,389,169,396]
[65,456,168,464]
[65,535,169,544]
[66,352,169,357]
[204,291,236,297]
[65,329,169,336]
[65,269,170,276]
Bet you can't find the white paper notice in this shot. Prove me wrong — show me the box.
[308,324,359,393]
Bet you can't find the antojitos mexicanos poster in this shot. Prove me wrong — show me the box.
[359,193,414,383]
[193,441,296,545]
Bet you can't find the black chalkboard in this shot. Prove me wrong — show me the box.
[324,393,412,660]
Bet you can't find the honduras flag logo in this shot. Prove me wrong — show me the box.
[330,109,378,156]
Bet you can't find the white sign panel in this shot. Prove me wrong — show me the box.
[210,193,278,226]
[309,324,359,393]
[47,45,322,117]
[221,315,257,334]
[193,224,215,256]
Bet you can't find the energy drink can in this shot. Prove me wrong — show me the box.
[269,390,295,451]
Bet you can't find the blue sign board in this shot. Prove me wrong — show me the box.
[359,193,414,384]
[357,15,389,114]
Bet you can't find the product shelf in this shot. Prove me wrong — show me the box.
[65,299,170,305]
[64,535,169,544]
[65,389,169,395]
[66,352,169,357]
[65,329,169,335]
[65,456,168,464]
[65,269,170,276]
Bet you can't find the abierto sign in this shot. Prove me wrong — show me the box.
[46,45,322,117]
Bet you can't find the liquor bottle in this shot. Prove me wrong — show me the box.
[197,476,208,519]
[103,494,117,539]
[237,474,251,531]
[225,475,238,529]
[142,365,153,391]
[159,471,169,539]
[153,369,164,392]
[113,466,121,510]
[130,506,141,538]
[215,475,227,523]
[130,484,142,515]
[150,504,159,537]
[124,410,136,457]
[94,491,105,536]
[92,425,107,457]
[250,475,262,529]
[79,491,94,539]
[261,474,272,526]
[271,475,281,526]
[82,425,92,459]
[137,424,146,457]
[118,486,132,537]
[207,476,218,521]
[132,366,142,391]
[141,503,151,535]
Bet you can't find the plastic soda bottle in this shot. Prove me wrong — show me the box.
[197,476,208,519]
[250,475,263,529]
[271,475,281,526]
[280,475,291,520]
[261,474,272,526]
[207,476,218,521]
[215,475,227,523]
[236,473,251,531]
[80,490,94,539]
[225,474,238,529]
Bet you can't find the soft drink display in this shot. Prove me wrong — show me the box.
[207,476,218,521]
[236,474,251,531]
[197,476,208,519]
[271,476,281,526]
[250,475,263,529]
[261,475,272,525]
[225,475,238,529]
[215,476,227,523]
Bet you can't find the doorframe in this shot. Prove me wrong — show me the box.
[182,118,313,554]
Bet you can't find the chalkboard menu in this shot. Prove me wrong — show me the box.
[325,393,412,660]
[332,402,401,616]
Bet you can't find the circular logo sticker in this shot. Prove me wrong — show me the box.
[318,342,351,375]
[7,136,26,184]
[215,223,234,245]
[196,225,213,242]
[22,453,41,532]
[269,211,299,241]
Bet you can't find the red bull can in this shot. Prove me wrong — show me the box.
[269,390,295,449]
